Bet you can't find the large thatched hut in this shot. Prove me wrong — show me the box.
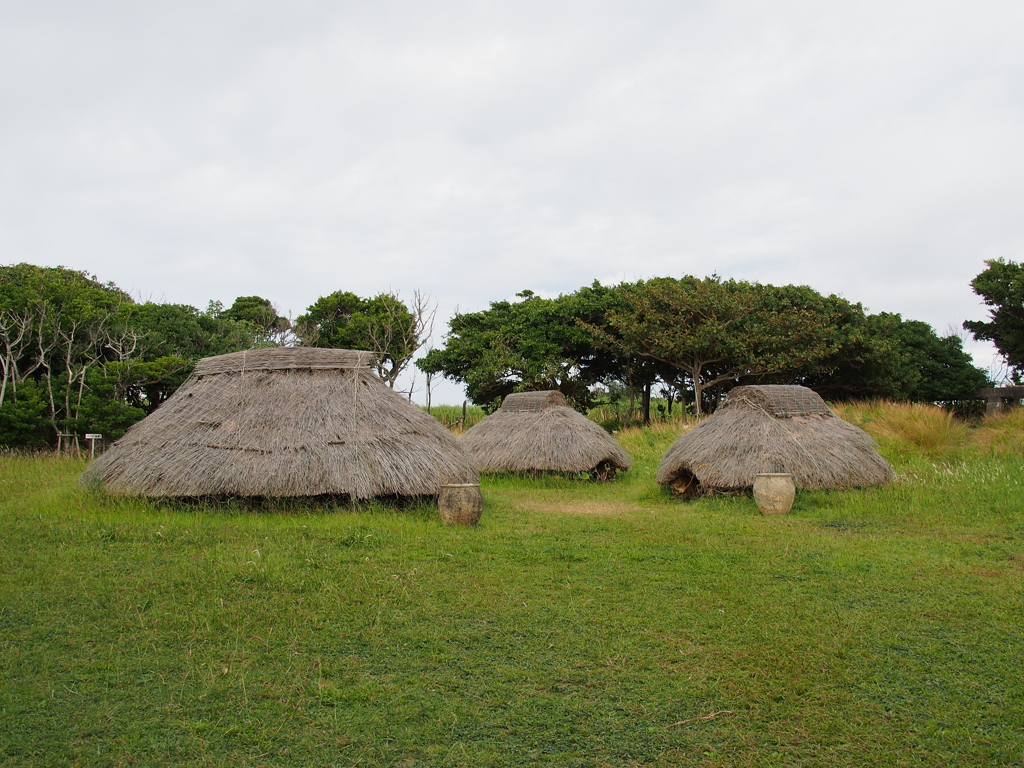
[82,347,477,499]
[657,385,892,494]
[460,390,632,477]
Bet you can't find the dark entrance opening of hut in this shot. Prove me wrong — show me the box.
[668,470,700,498]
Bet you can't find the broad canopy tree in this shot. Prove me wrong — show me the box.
[594,277,847,415]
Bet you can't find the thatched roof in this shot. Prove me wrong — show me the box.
[656,385,892,493]
[82,347,477,499]
[500,390,569,413]
[460,390,632,474]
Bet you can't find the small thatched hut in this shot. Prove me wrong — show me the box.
[460,390,632,477]
[82,347,477,499]
[657,385,892,494]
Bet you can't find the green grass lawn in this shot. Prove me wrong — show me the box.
[1,416,1023,767]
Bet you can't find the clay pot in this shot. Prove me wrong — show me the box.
[753,473,795,516]
[438,483,483,526]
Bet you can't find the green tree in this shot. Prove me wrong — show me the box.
[572,283,678,423]
[0,378,49,447]
[294,292,367,347]
[0,263,275,446]
[119,302,260,410]
[597,277,844,415]
[802,313,988,401]
[66,366,147,441]
[417,286,630,410]
[964,258,1024,378]
[219,296,292,346]
[783,310,904,399]
[898,321,990,400]
[126,302,260,361]
[0,263,134,442]
[296,290,433,388]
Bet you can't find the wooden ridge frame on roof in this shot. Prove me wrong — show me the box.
[195,347,375,375]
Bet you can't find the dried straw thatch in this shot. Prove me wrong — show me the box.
[460,390,632,476]
[656,385,892,494]
[82,347,477,499]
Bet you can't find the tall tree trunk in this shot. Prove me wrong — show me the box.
[641,380,652,425]
[74,366,92,421]
[692,370,705,417]
[42,365,58,436]
[0,356,9,408]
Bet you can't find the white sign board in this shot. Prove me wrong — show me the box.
[85,433,103,440]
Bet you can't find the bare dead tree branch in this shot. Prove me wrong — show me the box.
[366,290,437,392]
[0,308,35,406]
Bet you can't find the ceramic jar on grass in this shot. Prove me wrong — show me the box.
[438,483,484,525]
[753,473,795,515]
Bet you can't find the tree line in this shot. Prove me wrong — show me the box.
[1,259,1018,447]
[416,276,991,420]
[0,264,431,447]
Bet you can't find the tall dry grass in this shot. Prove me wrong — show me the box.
[834,399,1024,458]
[969,407,1024,456]
[834,400,971,456]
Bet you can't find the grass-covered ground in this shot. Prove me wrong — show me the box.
[1,404,1023,767]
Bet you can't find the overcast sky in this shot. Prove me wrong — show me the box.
[2,1,1022,403]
